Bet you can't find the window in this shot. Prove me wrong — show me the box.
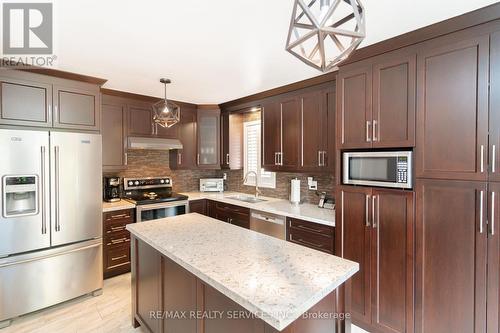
[243,120,276,188]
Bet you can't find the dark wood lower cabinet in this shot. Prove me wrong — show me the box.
[188,199,207,215]
[370,189,414,333]
[207,201,250,229]
[131,237,352,333]
[488,183,500,333]
[287,217,335,254]
[103,209,135,279]
[337,186,372,326]
[337,186,414,333]
[415,179,487,333]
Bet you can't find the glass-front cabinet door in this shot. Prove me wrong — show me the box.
[197,108,220,168]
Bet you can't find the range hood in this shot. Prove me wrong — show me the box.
[127,137,183,150]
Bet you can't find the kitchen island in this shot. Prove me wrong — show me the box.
[127,213,358,333]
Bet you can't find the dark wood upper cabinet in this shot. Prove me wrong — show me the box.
[262,100,281,171]
[197,108,220,169]
[53,85,100,131]
[325,86,336,173]
[415,179,487,333]
[300,90,326,171]
[102,102,127,171]
[372,53,416,148]
[337,62,372,149]
[127,104,154,137]
[170,106,198,170]
[416,35,489,181]
[337,186,372,325]
[488,182,500,333]
[0,74,52,128]
[220,112,230,169]
[370,189,414,333]
[280,97,300,170]
[490,31,500,183]
[338,50,416,150]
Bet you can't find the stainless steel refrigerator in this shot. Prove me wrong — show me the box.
[0,129,103,327]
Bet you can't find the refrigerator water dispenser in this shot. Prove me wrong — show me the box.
[2,176,38,218]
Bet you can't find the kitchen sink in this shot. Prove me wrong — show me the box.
[227,195,267,204]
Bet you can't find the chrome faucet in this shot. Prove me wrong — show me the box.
[243,171,262,198]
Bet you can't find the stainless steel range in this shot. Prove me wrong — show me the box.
[123,177,188,222]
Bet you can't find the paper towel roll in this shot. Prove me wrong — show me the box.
[290,178,301,204]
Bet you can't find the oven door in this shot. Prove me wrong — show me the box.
[136,201,188,222]
[343,151,412,189]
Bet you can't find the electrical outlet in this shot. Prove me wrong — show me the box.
[223,173,227,180]
[307,177,318,190]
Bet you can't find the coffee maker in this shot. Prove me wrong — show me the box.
[103,177,121,202]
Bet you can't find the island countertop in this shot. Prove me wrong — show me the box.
[127,213,358,331]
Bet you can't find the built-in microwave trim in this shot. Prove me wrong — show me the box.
[342,151,413,189]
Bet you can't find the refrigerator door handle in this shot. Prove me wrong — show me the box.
[54,146,61,232]
[41,146,47,235]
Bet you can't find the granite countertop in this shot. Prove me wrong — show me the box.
[102,200,136,213]
[127,214,358,331]
[181,191,335,227]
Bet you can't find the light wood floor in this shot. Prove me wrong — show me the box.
[2,272,370,333]
[2,273,146,333]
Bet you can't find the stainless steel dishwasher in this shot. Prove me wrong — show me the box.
[250,210,286,240]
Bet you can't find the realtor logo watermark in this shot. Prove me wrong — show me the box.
[1,1,56,67]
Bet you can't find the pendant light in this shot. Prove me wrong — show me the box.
[153,78,180,128]
[286,0,365,72]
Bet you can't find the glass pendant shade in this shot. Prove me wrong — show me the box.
[286,0,365,72]
[153,78,180,128]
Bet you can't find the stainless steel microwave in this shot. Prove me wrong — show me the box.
[343,151,412,189]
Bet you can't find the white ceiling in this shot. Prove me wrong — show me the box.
[53,0,498,104]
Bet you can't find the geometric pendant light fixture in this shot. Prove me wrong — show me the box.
[153,78,181,128]
[286,0,366,72]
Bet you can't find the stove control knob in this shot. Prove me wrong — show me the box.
[134,181,139,185]
[165,179,170,184]
[160,179,165,184]
[128,181,133,186]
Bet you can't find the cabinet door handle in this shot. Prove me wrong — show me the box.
[295,224,322,233]
[372,195,377,228]
[290,235,324,249]
[226,153,230,165]
[323,151,327,167]
[492,192,496,236]
[365,195,371,227]
[124,152,128,166]
[41,146,47,235]
[54,146,61,232]
[111,255,127,261]
[480,190,484,234]
[318,151,322,167]
[274,152,278,166]
[481,145,485,173]
[366,121,372,142]
[178,151,182,165]
[373,120,378,142]
[280,152,283,166]
[493,145,496,173]
[109,226,126,232]
[197,154,200,165]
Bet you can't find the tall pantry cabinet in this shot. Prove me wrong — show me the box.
[336,21,500,333]
[414,27,499,333]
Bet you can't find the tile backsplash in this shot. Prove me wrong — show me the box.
[105,150,335,204]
